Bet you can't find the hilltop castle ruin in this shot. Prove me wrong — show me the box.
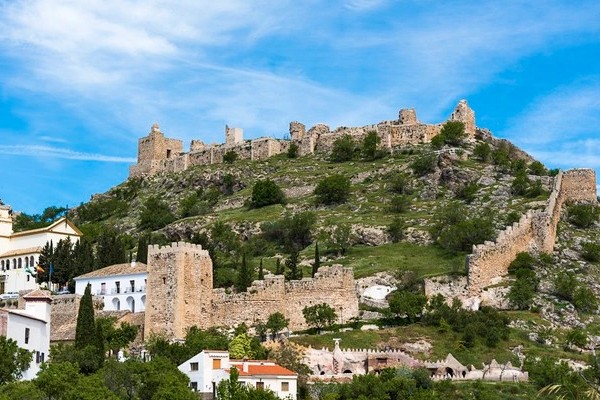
[129,100,476,178]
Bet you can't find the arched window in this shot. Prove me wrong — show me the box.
[25,257,29,268]
[18,258,22,269]
[30,256,34,266]
[13,259,16,269]
[1,260,4,270]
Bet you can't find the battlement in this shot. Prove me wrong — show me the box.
[147,241,209,256]
[129,100,477,178]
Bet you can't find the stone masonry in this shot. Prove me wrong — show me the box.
[144,242,359,340]
[129,100,476,178]
[465,169,597,296]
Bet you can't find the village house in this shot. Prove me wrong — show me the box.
[73,262,147,313]
[178,350,298,400]
[0,289,52,380]
[0,204,82,295]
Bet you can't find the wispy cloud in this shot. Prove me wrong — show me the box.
[0,145,135,163]
[344,0,388,11]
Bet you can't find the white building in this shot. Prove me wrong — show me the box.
[0,289,52,380]
[0,204,82,294]
[178,350,297,399]
[73,262,147,312]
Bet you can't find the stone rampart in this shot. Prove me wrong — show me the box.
[144,243,359,339]
[465,169,597,296]
[129,100,476,178]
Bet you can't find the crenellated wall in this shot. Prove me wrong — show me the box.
[144,243,359,340]
[129,100,476,178]
[466,169,597,296]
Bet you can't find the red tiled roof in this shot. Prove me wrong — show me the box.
[231,364,297,377]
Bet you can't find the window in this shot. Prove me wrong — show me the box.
[18,258,22,269]
[1,260,4,270]
[30,256,34,267]
[100,283,106,295]
[212,359,221,369]
[256,382,264,390]
[190,362,199,371]
[190,382,198,391]
[115,282,121,294]
[281,382,289,392]
[25,257,29,268]
[35,351,44,363]
[130,280,135,292]
[25,328,30,344]
[13,259,16,269]
[27,275,30,282]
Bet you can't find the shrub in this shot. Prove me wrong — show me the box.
[387,217,404,243]
[573,285,598,313]
[455,182,478,203]
[388,291,427,322]
[581,242,600,262]
[389,172,412,194]
[389,195,410,213]
[436,217,495,252]
[362,131,382,160]
[432,121,466,148]
[568,204,600,228]
[508,252,536,273]
[554,272,578,302]
[250,179,286,209]
[139,197,175,231]
[261,212,316,252]
[410,153,437,176]
[473,142,492,162]
[223,150,238,164]
[526,179,544,198]
[287,142,299,158]
[511,172,530,196]
[508,268,538,310]
[303,303,337,332]
[314,175,351,205]
[529,161,547,176]
[505,211,521,225]
[330,134,355,162]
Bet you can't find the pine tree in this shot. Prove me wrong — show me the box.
[258,258,264,280]
[236,253,253,292]
[75,284,96,350]
[285,251,302,280]
[312,241,320,277]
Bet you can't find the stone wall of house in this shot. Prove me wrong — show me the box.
[129,100,476,178]
[466,169,597,296]
[143,242,359,339]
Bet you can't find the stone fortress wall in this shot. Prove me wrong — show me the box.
[465,169,598,296]
[144,242,359,340]
[129,100,476,178]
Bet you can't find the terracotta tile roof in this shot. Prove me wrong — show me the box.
[74,262,147,279]
[231,364,297,377]
[23,289,52,301]
[0,247,42,258]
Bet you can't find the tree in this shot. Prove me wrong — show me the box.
[250,179,286,209]
[236,253,254,292]
[330,134,355,162]
[266,312,289,340]
[565,328,587,350]
[388,291,427,322]
[328,224,353,256]
[75,284,96,350]
[314,174,351,205]
[529,160,548,176]
[139,196,176,231]
[568,204,600,228]
[285,251,302,280]
[582,242,600,262]
[287,142,299,158]
[362,131,381,160]
[431,121,466,148]
[95,230,127,269]
[303,303,337,332]
[96,317,139,357]
[35,362,81,400]
[223,150,238,164]
[228,333,255,359]
[261,212,316,252]
[508,269,538,310]
[136,234,149,264]
[312,242,320,277]
[390,195,411,213]
[410,153,437,176]
[387,217,404,243]
[0,337,32,384]
[473,142,492,162]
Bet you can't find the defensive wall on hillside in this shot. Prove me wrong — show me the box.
[144,242,359,340]
[129,100,476,178]
[465,169,598,296]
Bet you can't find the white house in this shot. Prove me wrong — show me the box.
[178,350,298,399]
[73,262,147,312]
[0,204,82,294]
[0,289,52,380]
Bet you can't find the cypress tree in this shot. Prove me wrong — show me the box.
[136,234,149,264]
[258,258,264,280]
[285,251,302,280]
[312,242,320,277]
[75,284,96,350]
[236,253,253,292]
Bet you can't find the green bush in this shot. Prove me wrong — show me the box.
[223,150,238,164]
[573,285,598,312]
[554,272,578,302]
[410,153,437,176]
[568,204,600,228]
[581,242,600,262]
[528,161,548,175]
[432,121,466,148]
[287,142,299,158]
[362,131,382,160]
[250,179,286,209]
[139,197,176,231]
[314,174,351,205]
[330,134,355,162]
[473,142,491,162]
[389,172,412,194]
[511,171,530,196]
[455,182,478,203]
[436,217,495,252]
[389,195,410,213]
[508,252,536,273]
[387,217,404,242]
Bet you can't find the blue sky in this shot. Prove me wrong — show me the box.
[0,0,599,214]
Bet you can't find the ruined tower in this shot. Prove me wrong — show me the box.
[129,124,184,177]
[144,242,213,340]
[225,125,243,146]
[398,108,418,125]
[449,100,476,137]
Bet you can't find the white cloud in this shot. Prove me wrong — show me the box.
[344,0,388,11]
[0,145,136,163]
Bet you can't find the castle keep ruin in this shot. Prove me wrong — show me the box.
[144,242,358,340]
[129,100,476,178]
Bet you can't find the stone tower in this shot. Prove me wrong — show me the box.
[449,100,476,137]
[225,125,243,146]
[144,242,213,340]
[398,108,418,125]
[289,121,306,141]
[129,124,184,177]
